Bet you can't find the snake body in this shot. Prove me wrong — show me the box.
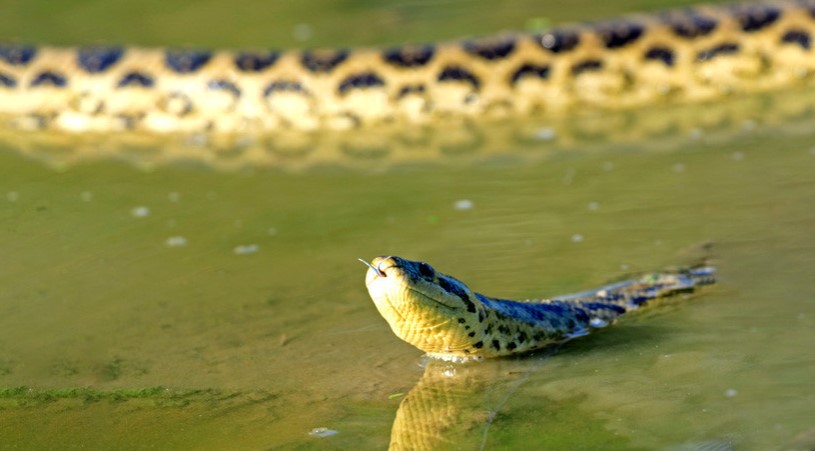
[1,1,815,134]
[363,256,715,360]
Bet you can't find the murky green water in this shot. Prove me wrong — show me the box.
[2,1,815,450]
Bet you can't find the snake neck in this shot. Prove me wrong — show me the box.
[364,256,716,360]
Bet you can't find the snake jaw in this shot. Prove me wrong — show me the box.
[363,256,487,356]
[364,257,411,323]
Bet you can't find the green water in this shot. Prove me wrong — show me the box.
[2,0,815,450]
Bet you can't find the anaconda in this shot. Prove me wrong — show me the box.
[361,256,715,360]
[2,1,815,134]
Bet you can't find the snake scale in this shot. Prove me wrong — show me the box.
[362,256,715,360]
[1,1,815,134]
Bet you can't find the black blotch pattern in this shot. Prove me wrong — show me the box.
[264,80,308,96]
[78,47,123,73]
[31,71,67,88]
[582,303,626,314]
[497,324,510,335]
[510,64,550,84]
[506,342,517,351]
[491,340,501,351]
[438,277,476,312]
[208,79,241,97]
[571,59,603,75]
[397,84,425,98]
[463,38,516,60]
[117,72,154,88]
[338,72,385,95]
[457,318,466,324]
[0,44,37,65]
[383,45,434,67]
[597,21,644,49]
[0,73,16,88]
[696,43,740,61]
[234,51,279,72]
[165,50,212,73]
[484,325,493,335]
[473,341,484,349]
[537,29,580,53]
[517,332,527,343]
[782,30,812,50]
[468,331,476,337]
[162,92,192,116]
[301,50,348,73]
[575,309,590,323]
[630,295,651,305]
[437,66,480,89]
[644,47,675,66]
[600,292,624,302]
[663,10,718,38]
[116,113,141,130]
[732,4,780,32]
[478,310,486,322]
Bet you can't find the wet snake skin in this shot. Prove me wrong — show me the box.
[362,256,715,360]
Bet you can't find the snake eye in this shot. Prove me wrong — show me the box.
[418,262,434,279]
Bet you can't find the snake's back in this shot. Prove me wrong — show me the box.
[1,1,814,134]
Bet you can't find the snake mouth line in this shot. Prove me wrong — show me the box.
[407,287,459,312]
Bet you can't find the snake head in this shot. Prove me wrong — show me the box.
[361,256,484,357]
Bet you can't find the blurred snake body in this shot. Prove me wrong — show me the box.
[363,256,715,360]
[1,1,814,134]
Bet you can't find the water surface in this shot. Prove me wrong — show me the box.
[1,0,815,449]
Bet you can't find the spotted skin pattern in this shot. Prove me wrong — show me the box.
[363,256,715,360]
[1,1,815,133]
